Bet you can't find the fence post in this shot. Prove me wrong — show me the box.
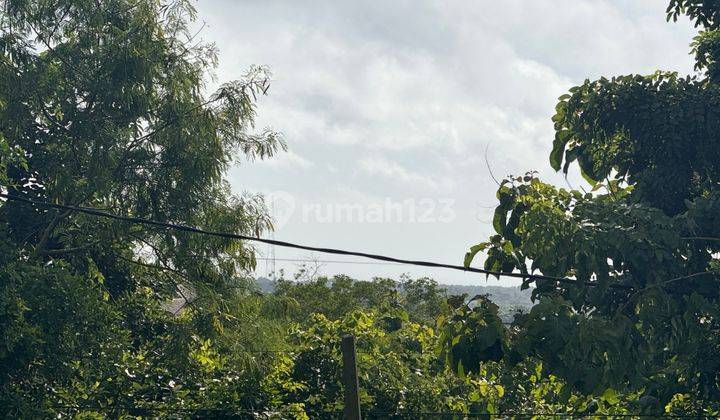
[341,334,361,420]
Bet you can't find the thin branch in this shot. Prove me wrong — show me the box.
[484,143,501,187]
[41,241,99,255]
[117,252,194,313]
[681,236,720,242]
[118,254,189,281]
[111,99,224,180]
[29,24,86,83]
[604,176,618,201]
[31,188,99,258]
[31,209,71,258]
[45,4,71,44]
[124,99,212,149]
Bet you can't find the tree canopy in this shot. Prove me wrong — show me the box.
[462,0,720,412]
[0,0,286,415]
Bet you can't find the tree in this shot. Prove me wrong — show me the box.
[462,1,720,413]
[273,276,627,417]
[0,0,284,415]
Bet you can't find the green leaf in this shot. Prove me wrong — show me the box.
[492,207,507,234]
[601,388,620,405]
[464,242,490,267]
[457,360,466,378]
[550,130,571,171]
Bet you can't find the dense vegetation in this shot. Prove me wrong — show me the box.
[1,0,720,418]
[461,1,720,414]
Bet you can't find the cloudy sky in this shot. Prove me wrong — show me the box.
[195,0,697,286]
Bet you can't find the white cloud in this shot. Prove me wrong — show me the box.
[254,149,314,170]
[199,0,698,285]
[358,156,454,192]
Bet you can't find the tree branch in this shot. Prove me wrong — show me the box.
[41,241,99,255]
[614,270,718,320]
[117,254,194,314]
[31,209,71,259]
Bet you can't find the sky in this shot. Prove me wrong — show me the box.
[195,0,697,286]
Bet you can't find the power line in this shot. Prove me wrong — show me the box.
[256,257,402,266]
[1,193,631,289]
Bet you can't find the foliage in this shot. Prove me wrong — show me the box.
[269,280,669,417]
[0,0,284,416]
[3,0,720,418]
[260,280,600,418]
[272,272,449,325]
[462,0,720,413]
[438,294,507,375]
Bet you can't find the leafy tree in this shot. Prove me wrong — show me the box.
[273,283,637,417]
[0,0,284,416]
[462,0,720,413]
[270,307,503,418]
[438,295,507,376]
[273,274,397,321]
[272,273,450,325]
[399,276,448,324]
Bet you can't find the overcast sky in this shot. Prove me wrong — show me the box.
[195,0,697,286]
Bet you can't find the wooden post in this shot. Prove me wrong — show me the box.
[341,334,361,420]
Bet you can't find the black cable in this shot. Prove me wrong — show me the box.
[0,193,631,289]
[256,257,402,265]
